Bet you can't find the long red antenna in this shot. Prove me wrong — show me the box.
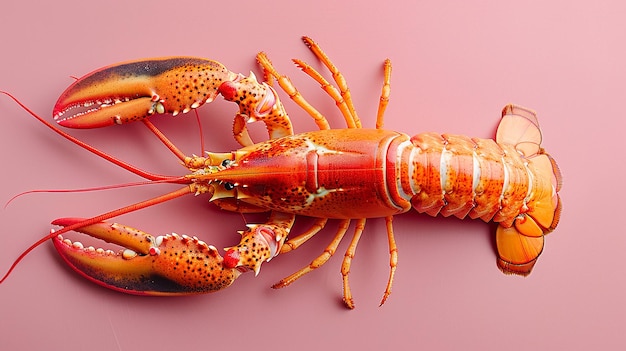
[1,91,183,182]
[0,91,197,284]
[4,178,186,209]
[0,186,192,284]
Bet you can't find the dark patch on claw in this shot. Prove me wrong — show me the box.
[52,228,241,296]
[53,57,237,127]
[67,58,228,92]
[74,262,197,295]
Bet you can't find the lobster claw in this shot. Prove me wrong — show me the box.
[53,57,239,128]
[51,218,242,295]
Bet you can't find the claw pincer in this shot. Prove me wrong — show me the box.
[51,218,241,295]
[53,57,238,128]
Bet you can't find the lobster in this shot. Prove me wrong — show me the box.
[1,37,562,309]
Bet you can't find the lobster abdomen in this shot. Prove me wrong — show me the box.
[397,110,560,237]
[394,105,561,276]
[403,132,531,226]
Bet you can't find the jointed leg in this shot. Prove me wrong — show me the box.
[341,218,367,309]
[301,37,361,128]
[256,52,331,130]
[272,219,351,289]
[280,218,329,254]
[380,215,398,306]
[376,59,392,130]
[292,59,359,128]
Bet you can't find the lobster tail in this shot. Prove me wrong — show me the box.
[495,105,562,275]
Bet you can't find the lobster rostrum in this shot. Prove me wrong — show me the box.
[1,37,562,308]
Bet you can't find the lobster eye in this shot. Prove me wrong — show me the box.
[221,159,232,168]
[224,182,235,190]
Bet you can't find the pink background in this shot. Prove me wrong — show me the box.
[1,1,624,350]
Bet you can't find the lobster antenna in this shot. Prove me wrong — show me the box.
[0,186,192,284]
[0,91,178,182]
[0,233,54,284]
[0,92,201,285]
[194,109,207,158]
[4,177,187,209]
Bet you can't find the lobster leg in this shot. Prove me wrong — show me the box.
[300,36,361,127]
[272,220,350,289]
[376,59,392,129]
[256,52,331,130]
[257,37,365,130]
[279,218,328,254]
[291,59,359,128]
[341,219,367,309]
[380,215,398,307]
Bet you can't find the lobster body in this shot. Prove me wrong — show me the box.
[214,126,558,230]
[1,37,562,307]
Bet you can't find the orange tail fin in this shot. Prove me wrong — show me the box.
[495,104,562,275]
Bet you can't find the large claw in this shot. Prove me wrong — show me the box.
[53,57,238,128]
[51,218,242,295]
